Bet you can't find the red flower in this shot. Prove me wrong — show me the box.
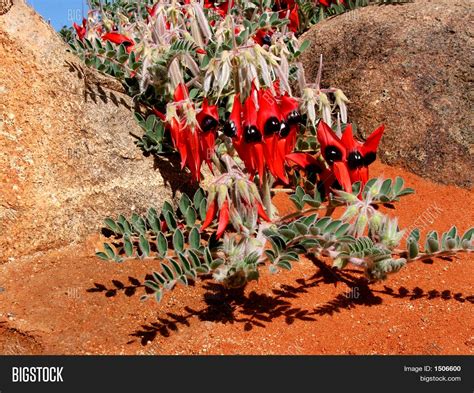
[288,4,300,33]
[317,121,352,192]
[146,3,159,17]
[278,93,301,157]
[317,121,385,193]
[201,198,218,231]
[204,0,234,17]
[273,0,296,13]
[285,152,317,168]
[272,0,299,33]
[340,123,385,187]
[243,85,266,179]
[257,201,271,222]
[102,32,135,53]
[73,18,87,41]
[216,199,230,238]
[258,87,282,181]
[254,29,274,46]
[224,84,303,183]
[167,84,219,182]
[196,98,219,171]
[200,196,230,239]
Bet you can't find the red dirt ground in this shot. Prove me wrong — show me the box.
[0,162,472,355]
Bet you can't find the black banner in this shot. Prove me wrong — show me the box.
[0,356,472,392]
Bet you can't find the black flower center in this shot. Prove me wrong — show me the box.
[279,121,290,138]
[324,146,343,164]
[200,115,218,133]
[244,126,262,143]
[223,121,237,138]
[364,152,376,166]
[287,110,301,125]
[347,151,364,169]
[264,117,280,136]
[262,34,272,46]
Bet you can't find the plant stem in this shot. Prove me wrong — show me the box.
[276,205,335,223]
[394,248,471,263]
[262,170,275,220]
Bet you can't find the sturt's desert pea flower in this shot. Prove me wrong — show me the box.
[165,84,219,182]
[317,120,385,192]
[204,0,235,17]
[317,120,353,193]
[288,4,300,33]
[224,87,265,180]
[196,97,219,171]
[254,29,274,46]
[146,3,159,17]
[201,167,271,238]
[102,32,135,53]
[224,84,303,183]
[73,18,87,41]
[340,123,385,188]
[272,0,300,32]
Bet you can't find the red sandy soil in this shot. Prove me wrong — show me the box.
[0,162,472,355]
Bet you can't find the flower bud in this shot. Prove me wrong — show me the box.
[217,184,228,207]
[207,184,217,205]
[369,212,383,233]
[302,88,317,125]
[381,217,404,248]
[336,190,358,204]
[229,205,243,229]
[236,179,251,205]
[334,89,349,123]
[318,92,332,127]
[354,213,368,237]
[368,179,383,199]
[249,182,262,203]
[341,204,359,222]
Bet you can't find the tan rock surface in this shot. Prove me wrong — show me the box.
[0,0,182,262]
[300,0,473,188]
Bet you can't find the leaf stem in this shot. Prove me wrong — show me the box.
[394,248,471,263]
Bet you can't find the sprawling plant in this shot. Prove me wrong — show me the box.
[65,0,472,303]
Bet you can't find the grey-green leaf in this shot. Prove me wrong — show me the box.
[173,229,184,252]
[189,227,200,249]
[408,240,418,260]
[124,236,134,257]
[157,232,168,257]
[139,235,150,257]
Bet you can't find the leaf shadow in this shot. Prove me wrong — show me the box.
[87,276,145,298]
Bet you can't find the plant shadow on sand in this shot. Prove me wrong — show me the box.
[82,257,471,346]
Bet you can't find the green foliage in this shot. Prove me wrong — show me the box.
[88,0,469,305]
[361,177,415,202]
[288,177,414,214]
[96,189,228,302]
[405,226,474,261]
[135,112,171,154]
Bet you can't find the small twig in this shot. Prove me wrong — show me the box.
[262,170,275,220]
[276,205,336,223]
[394,248,471,263]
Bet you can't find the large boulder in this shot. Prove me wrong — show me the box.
[0,0,181,262]
[300,0,473,188]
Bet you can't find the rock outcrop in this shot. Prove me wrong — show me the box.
[300,0,473,188]
[0,1,182,261]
